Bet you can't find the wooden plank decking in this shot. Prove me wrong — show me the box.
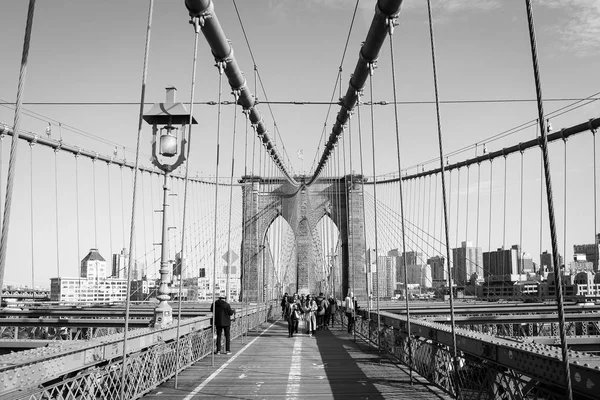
[145,318,451,399]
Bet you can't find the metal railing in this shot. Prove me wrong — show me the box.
[340,309,600,399]
[0,303,274,399]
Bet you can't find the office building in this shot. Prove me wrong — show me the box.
[50,249,127,303]
[112,248,128,279]
[540,251,563,274]
[428,255,446,287]
[573,234,600,272]
[452,241,483,285]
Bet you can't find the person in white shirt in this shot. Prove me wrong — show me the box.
[344,291,355,333]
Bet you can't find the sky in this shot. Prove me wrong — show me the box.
[1,0,600,288]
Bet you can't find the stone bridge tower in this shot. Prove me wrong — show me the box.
[240,175,367,302]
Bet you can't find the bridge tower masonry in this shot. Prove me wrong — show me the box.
[240,175,367,302]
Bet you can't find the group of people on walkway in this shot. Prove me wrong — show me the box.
[209,291,360,356]
[281,292,338,338]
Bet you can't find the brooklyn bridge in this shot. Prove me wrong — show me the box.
[0,0,599,399]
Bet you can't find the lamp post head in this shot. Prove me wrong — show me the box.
[143,86,197,172]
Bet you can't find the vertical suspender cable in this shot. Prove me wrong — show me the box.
[502,156,507,271]
[121,164,126,253]
[455,169,461,250]
[140,172,148,271]
[174,16,200,388]
[524,2,572,397]
[122,1,153,397]
[563,137,567,279]
[150,169,158,277]
[475,162,481,272]
[341,125,352,323]
[347,108,356,309]
[356,95,371,316]
[241,116,248,344]
[211,68,224,365]
[539,126,544,267]
[487,161,493,299]
[388,17,412,382]
[30,143,35,295]
[0,136,3,236]
[519,151,524,275]
[54,148,60,277]
[93,158,98,248]
[226,90,240,302]
[0,0,36,302]
[593,128,598,272]
[426,1,460,396]
[367,65,381,361]
[75,155,81,287]
[108,162,114,279]
[465,166,470,244]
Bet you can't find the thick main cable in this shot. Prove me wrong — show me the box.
[0,0,36,304]
[524,2,572,397]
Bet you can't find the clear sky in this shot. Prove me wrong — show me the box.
[1,0,599,288]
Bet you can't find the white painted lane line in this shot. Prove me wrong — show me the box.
[285,336,303,400]
[183,320,279,400]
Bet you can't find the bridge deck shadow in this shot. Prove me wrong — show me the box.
[145,318,450,399]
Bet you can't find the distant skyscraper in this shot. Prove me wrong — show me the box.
[391,251,423,282]
[174,252,182,277]
[540,251,563,274]
[452,241,483,285]
[112,248,128,279]
[483,245,519,278]
[376,255,397,297]
[428,256,446,287]
[484,245,536,280]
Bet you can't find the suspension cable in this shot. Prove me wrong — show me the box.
[563,136,567,278]
[503,155,507,253]
[0,0,36,302]
[387,15,413,381]
[367,64,382,360]
[355,91,371,316]
[29,142,35,296]
[487,160,493,299]
[519,150,524,273]
[475,162,481,268]
[593,128,598,273]
[426,1,460,395]
[225,90,240,301]
[211,67,224,365]
[122,1,153,397]
[150,168,158,278]
[107,161,114,279]
[524,2,572,396]
[92,158,98,248]
[54,147,60,277]
[174,15,200,388]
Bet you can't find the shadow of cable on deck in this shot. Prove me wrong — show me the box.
[312,327,388,399]
[314,327,449,399]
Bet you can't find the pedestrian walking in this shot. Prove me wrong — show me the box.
[344,291,355,333]
[304,294,317,337]
[325,295,336,328]
[211,296,236,354]
[280,293,288,318]
[285,295,300,337]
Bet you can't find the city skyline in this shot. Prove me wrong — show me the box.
[1,1,599,289]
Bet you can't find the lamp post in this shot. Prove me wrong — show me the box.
[143,86,197,328]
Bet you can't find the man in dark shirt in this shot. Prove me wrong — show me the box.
[211,296,236,355]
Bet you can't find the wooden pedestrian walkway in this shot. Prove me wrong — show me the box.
[145,318,451,399]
